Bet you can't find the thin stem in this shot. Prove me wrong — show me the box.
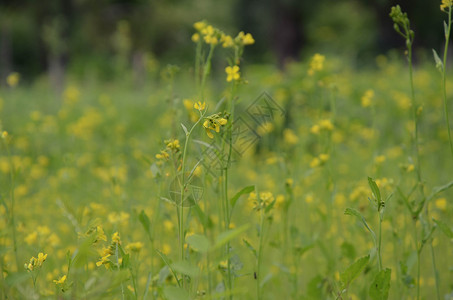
[256,209,265,300]
[442,7,453,160]
[414,222,421,300]
[378,213,383,271]
[430,243,441,300]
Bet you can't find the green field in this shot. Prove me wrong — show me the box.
[1,12,453,300]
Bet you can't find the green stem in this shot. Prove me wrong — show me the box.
[442,8,453,161]
[414,222,421,300]
[430,242,441,300]
[179,111,205,289]
[200,45,215,101]
[378,213,383,272]
[256,208,265,300]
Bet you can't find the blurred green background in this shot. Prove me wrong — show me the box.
[0,0,444,83]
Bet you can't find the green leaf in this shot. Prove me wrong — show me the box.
[155,250,180,286]
[163,286,190,300]
[345,208,377,242]
[368,177,381,203]
[428,180,453,201]
[171,260,199,278]
[186,234,210,253]
[138,210,151,237]
[181,123,188,136]
[433,49,443,72]
[230,185,255,208]
[243,238,257,258]
[121,253,130,269]
[369,268,391,300]
[433,219,453,239]
[214,224,250,249]
[340,254,370,288]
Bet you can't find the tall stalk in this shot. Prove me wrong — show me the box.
[442,5,453,160]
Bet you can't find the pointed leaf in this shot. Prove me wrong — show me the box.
[186,234,210,253]
[243,239,257,258]
[432,49,443,72]
[138,210,151,236]
[369,268,391,300]
[230,185,255,208]
[340,255,370,288]
[428,180,453,201]
[171,260,199,278]
[433,219,453,238]
[181,123,189,136]
[214,224,250,249]
[368,177,381,203]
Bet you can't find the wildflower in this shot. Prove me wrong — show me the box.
[248,191,275,211]
[25,252,47,271]
[441,0,452,11]
[165,139,181,151]
[283,128,299,145]
[319,119,334,131]
[194,101,206,111]
[203,113,228,139]
[225,65,240,82]
[191,33,200,42]
[361,89,374,107]
[235,31,255,46]
[155,150,169,160]
[126,242,144,253]
[374,155,386,164]
[112,232,121,244]
[193,21,206,31]
[310,157,320,168]
[6,72,20,87]
[221,34,234,48]
[308,54,325,76]
[96,254,111,269]
[435,198,447,211]
[1,131,8,139]
[53,275,67,285]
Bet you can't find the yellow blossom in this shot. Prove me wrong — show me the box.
[221,34,234,48]
[191,33,200,42]
[53,275,67,285]
[441,0,453,11]
[225,65,240,82]
[126,242,144,253]
[1,131,8,139]
[194,101,206,111]
[435,198,447,211]
[308,54,325,76]
[6,72,20,87]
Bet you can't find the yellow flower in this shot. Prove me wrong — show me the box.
[166,139,181,151]
[225,65,240,82]
[53,275,67,285]
[203,115,228,139]
[308,53,325,76]
[242,33,255,45]
[96,254,111,268]
[126,242,144,253]
[361,89,374,108]
[112,232,121,244]
[6,72,20,87]
[435,198,447,211]
[221,34,234,48]
[441,0,453,11]
[194,21,206,31]
[191,33,200,42]
[194,101,206,111]
[156,150,169,160]
[1,131,8,139]
[37,253,48,265]
[319,119,334,131]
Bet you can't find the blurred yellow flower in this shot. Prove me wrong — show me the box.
[225,65,240,82]
[308,54,325,76]
[194,101,206,111]
[53,275,67,285]
[6,72,20,87]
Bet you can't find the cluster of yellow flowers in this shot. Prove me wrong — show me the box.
[25,252,47,271]
[248,191,275,211]
[96,231,121,269]
[361,89,375,108]
[310,119,334,134]
[155,139,181,160]
[192,21,254,47]
[441,0,452,11]
[202,113,228,139]
[308,53,325,76]
[309,153,329,168]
